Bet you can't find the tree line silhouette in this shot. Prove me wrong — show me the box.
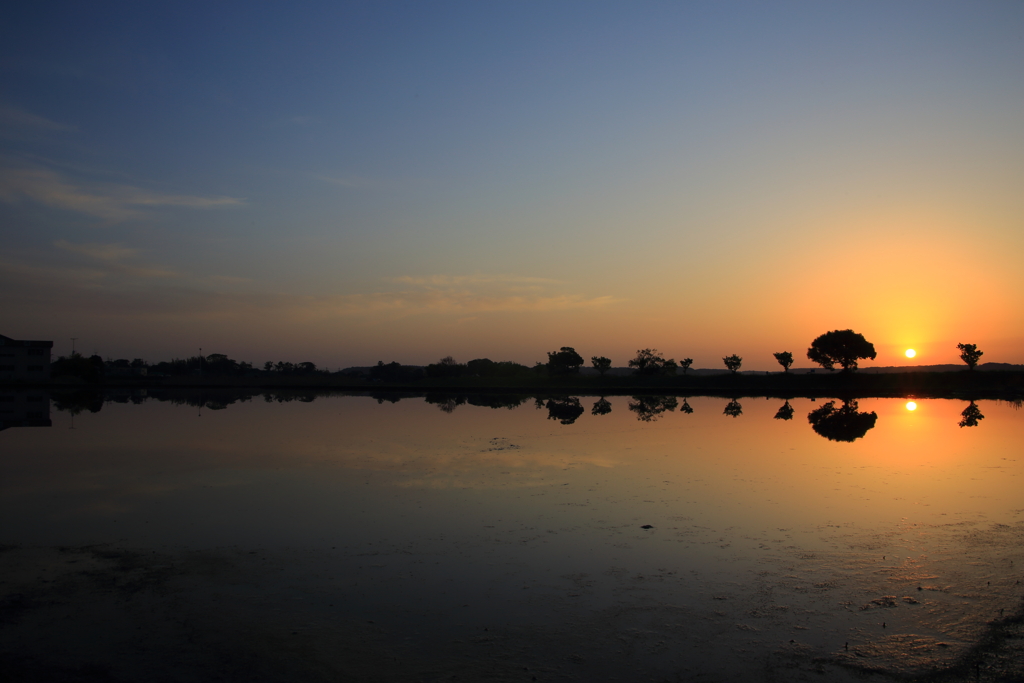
[46,329,989,384]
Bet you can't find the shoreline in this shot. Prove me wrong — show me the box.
[7,369,1023,400]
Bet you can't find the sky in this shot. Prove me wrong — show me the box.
[2,1,1022,370]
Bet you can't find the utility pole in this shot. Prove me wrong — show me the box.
[71,337,78,356]
[199,347,203,377]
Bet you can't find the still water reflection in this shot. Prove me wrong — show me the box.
[1,393,1022,681]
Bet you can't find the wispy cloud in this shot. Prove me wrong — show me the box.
[0,164,244,221]
[54,239,139,262]
[52,240,179,279]
[390,274,561,288]
[292,274,621,320]
[301,290,620,319]
[313,174,369,188]
[0,255,621,327]
[0,105,76,135]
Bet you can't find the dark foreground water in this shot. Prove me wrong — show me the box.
[2,393,1022,682]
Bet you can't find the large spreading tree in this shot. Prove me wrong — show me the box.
[807,329,876,371]
[547,347,585,375]
[628,349,677,376]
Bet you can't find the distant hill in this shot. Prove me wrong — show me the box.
[808,362,1023,374]
[343,362,1023,378]
[580,363,1024,376]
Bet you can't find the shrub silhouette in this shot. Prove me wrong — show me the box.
[591,356,612,376]
[773,351,793,373]
[723,355,742,374]
[807,330,876,371]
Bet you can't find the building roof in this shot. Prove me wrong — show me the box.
[0,335,54,348]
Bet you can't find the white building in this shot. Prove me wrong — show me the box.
[0,334,53,382]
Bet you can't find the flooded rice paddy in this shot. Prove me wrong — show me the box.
[1,393,1022,681]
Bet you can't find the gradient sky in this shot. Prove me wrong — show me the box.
[2,2,1022,369]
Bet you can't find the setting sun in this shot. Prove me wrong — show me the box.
[905,349,916,358]
[906,401,917,411]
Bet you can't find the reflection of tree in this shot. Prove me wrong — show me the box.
[807,400,877,442]
[628,395,678,422]
[723,399,743,418]
[958,401,985,428]
[467,395,528,410]
[591,397,612,416]
[546,397,585,425]
[774,401,794,421]
[425,394,466,414]
[679,399,693,414]
[51,391,103,415]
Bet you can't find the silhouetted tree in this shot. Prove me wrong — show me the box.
[774,401,795,420]
[628,395,678,422]
[591,397,612,416]
[466,358,494,376]
[547,347,585,375]
[679,358,693,374]
[956,343,983,371]
[426,356,466,378]
[369,361,424,381]
[773,351,794,373]
[628,349,677,376]
[546,397,585,424]
[807,400,877,442]
[723,355,742,374]
[591,356,612,376]
[263,361,273,372]
[51,353,102,382]
[807,330,876,371]
[723,399,743,417]
[958,401,985,428]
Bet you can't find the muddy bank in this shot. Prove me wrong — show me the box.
[3,536,1022,683]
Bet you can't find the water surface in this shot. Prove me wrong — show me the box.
[2,394,1022,681]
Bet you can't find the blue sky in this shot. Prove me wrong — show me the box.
[2,2,1022,368]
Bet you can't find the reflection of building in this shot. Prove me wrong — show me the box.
[0,334,53,382]
[0,392,52,430]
